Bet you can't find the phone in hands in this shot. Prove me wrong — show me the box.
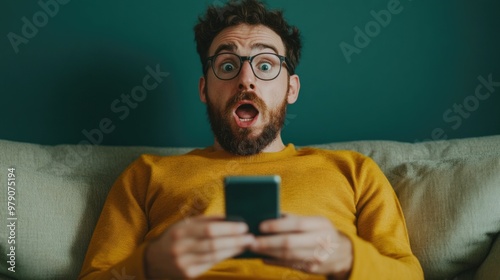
[224,175,281,258]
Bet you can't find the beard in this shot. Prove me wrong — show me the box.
[205,90,288,156]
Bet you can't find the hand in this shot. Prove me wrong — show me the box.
[145,215,255,279]
[249,214,352,279]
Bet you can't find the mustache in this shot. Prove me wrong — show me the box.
[224,91,267,113]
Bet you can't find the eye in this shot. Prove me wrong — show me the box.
[257,62,272,72]
[221,62,236,73]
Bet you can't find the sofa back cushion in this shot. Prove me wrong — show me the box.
[389,156,500,279]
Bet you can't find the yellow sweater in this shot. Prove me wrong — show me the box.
[79,144,423,279]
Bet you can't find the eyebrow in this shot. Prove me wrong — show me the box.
[213,43,237,55]
[251,43,279,55]
[213,42,280,56]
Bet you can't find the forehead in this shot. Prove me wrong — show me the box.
[209,24,286,56]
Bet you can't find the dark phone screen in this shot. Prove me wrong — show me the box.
[224,175,281,258]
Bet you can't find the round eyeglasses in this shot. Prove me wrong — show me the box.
[206,52,294,81]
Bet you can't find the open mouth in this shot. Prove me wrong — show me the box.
[234,103,259,127]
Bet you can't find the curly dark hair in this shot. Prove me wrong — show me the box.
[194,0,301,76]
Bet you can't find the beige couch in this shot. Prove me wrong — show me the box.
[1,136,499,280]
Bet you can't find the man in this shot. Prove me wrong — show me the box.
[79,0,423,279]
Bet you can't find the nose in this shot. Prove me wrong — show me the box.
[237,60,256,91]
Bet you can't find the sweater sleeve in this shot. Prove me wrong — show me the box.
[78,156,152,280]
[344,156,423,279]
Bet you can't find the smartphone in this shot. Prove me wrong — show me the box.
[224,175,281,258]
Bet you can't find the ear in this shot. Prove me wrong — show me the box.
[286,74,300,104]
[199,76,207,103]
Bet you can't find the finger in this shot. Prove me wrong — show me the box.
[171,220,249,239]
[190,234,255,253]
[169,244,248,277]
[252,231,340,260]
[257,247,313,261]
[176,246,247,278]
[189,246,248,265]
[252,231,325,251]
[171,215,225,235]
[183,263,213,279]
[260,215,332,234]
[250,233,318,260]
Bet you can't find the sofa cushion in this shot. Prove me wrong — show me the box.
[388,156,500,279]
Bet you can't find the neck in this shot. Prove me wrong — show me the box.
[213,134,286,154]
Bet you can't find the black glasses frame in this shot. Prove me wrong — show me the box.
[206,52,294,81]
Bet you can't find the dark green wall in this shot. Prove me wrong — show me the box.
[2,0,499,147]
